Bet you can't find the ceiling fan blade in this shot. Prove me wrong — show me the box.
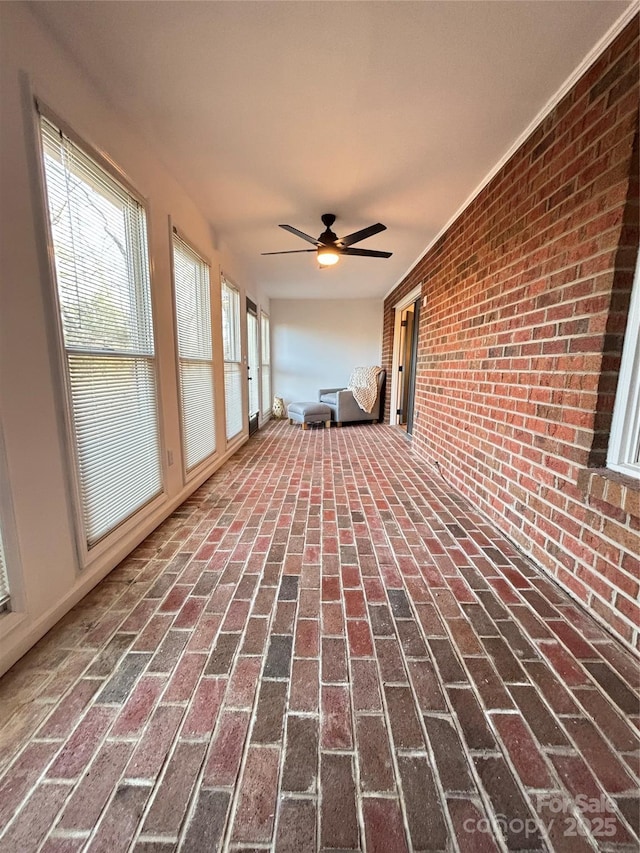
[339,222,386,247]
[279,224,319,245]
[342,247,392,258]
[261,249,317,255]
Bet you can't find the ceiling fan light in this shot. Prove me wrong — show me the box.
[317,247,339,266]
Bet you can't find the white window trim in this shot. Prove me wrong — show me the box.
[221,276,245,443]
[247,299,260,422]
[170,225,218,481]
[607,250,640,477]
[260,310,272,419]
[35,103,167,569]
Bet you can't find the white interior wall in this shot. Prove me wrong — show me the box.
[0,3,268,674]
[271,299,383,405]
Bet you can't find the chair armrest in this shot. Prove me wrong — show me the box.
[318,387,344,399]
[334,389,367,421]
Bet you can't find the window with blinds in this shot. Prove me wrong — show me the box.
[260,311,271,417]
[173,233,215,471]
[222,279,244,440]
[40,116,162,550]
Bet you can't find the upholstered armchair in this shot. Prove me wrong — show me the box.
[318,370,385,426]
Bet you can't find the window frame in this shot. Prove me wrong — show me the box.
[221,276,245,442]
[246,297,260,430]
[35,102,166,568]
[260,310,272,419]
[608,250,640,478]
[170,225,217,480]
[0,420,25,625]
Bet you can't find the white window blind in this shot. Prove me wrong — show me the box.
[0,527,9,612]
[608,250,640,476]
[41,116,162,549]
[260,311,271,417]
[173,233,215,471]
[222,279,244,440]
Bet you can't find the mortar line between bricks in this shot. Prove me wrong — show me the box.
[359,788,400,797]
[271,790,318,801]
[49,829,91,840]
[136,832,179,842]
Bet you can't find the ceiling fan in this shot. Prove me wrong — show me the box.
[262,213,392,266]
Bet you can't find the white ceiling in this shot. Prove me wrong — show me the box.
[29,1,633,300]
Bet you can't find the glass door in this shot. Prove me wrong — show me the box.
[246,298,260,436]
[397,298,420,434]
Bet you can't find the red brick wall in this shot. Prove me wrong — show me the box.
[383,22,640,653]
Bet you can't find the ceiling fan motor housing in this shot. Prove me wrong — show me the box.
[320,230,338,245]
[320,214,338,245]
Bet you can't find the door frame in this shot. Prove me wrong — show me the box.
[246,297,260,436]
[405,297,420,434]
[389,284,422,426]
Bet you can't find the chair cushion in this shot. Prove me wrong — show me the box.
[320,393,338,404]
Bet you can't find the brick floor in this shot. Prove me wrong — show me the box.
[0,420,638,852]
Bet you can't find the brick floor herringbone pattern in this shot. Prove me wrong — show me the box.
[0,420,638,852]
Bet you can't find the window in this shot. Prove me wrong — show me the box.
[173,232,215,471]
[222,278,244,440]
[40,116,162,551]
[260,311,271,418]
[608,251,640,477]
